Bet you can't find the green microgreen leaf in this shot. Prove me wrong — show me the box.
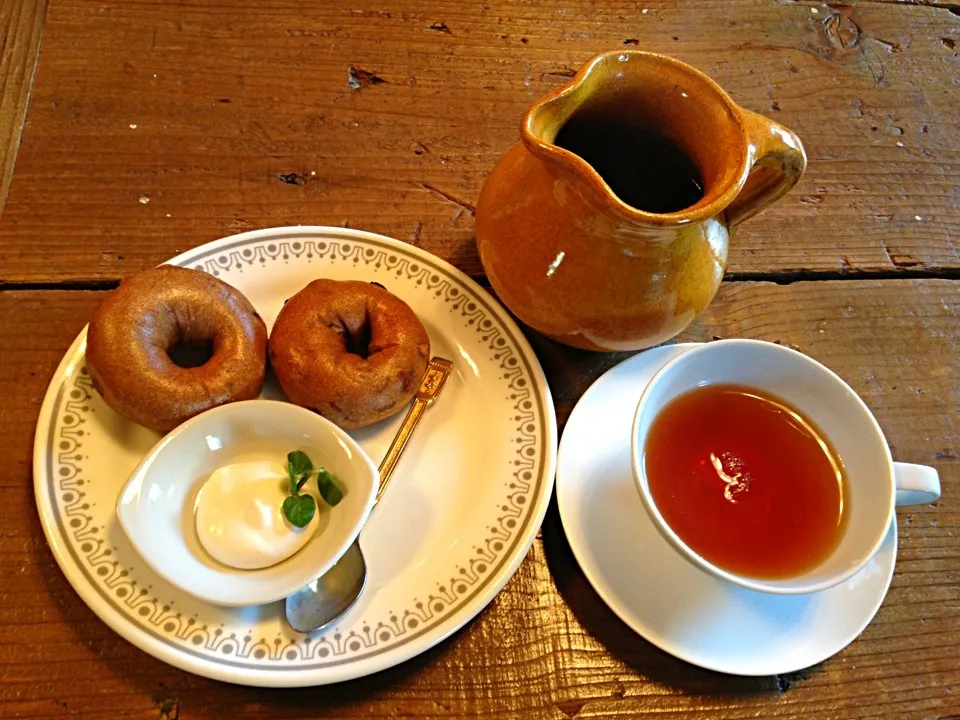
[316,468,344,507]
[282,450,341,523]
[282,494,316,528]
[287,450,314,483]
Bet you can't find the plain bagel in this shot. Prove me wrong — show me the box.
[268,279,430,428]
[85,266,268,431]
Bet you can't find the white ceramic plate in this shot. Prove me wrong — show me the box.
[556,344,896,677]
[34,227,557,686]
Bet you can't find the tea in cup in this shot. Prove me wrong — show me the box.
[630,339,941,595]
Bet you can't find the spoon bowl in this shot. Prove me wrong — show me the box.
[285,542,367,633]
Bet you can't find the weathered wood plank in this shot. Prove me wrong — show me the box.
[1,279,956,718]
[0,0,957,282]
[0,0,47,213]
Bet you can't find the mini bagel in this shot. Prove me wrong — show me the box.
[85,266,268,431]
[269,279,430,428]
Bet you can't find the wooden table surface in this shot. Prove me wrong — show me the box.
[1,1,958,718]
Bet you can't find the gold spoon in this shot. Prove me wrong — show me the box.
[285,357,453,633]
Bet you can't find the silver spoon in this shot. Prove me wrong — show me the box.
[285,356,454,633]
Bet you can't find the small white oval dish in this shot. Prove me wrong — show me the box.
[116,399,378,607]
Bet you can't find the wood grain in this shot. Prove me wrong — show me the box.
[2,279,957,718]
[0,0,958,283]
[0,0,47,213]
[3,1,958,717]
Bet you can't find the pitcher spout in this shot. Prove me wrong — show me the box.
[521,50,758,227]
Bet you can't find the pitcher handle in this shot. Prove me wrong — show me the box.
[894,462,941,507]
[725,109,807,227]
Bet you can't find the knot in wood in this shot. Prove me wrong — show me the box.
[823,12,860,50]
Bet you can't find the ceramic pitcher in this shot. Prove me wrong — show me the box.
[476,51,806,352]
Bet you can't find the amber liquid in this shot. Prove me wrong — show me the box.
[645,384,847,579]
[553,117,704,213]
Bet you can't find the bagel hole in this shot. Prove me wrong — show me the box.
[168,338,215,368]
[343,316,372,359]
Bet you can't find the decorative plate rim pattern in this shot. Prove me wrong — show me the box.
[34,227,558,686]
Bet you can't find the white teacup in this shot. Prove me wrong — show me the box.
[630,339,941,595]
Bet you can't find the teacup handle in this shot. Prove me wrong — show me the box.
[894,462,941,506]
[725,109,807,227]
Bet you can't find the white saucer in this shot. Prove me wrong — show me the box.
[556,343,896,676]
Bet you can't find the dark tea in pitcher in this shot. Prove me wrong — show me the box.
[644,384,847,579]
[553,116,704,213]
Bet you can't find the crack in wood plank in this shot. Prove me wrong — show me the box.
[5,270,960,294]
[0,279,120,292]
[416,182,476,215]
[0,0,48,215]
[858,0,960,14]
[724,268,960,284]
[409,220,424,245]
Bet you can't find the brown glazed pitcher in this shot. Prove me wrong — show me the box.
[476,51,806,352]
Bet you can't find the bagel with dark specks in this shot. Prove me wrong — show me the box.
[269,279,430,429]
[85,266,268,431]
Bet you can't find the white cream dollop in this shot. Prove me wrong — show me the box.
[195,460,317,570]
